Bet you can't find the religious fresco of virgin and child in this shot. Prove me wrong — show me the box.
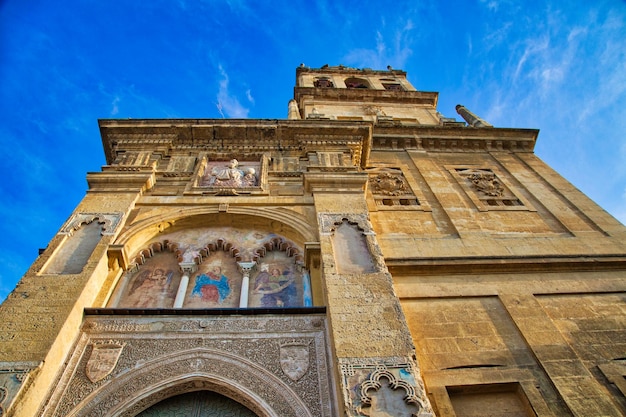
[192,266,230,303]
[184,255,241,308]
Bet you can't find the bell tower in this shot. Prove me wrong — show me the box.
[291,65,441,125]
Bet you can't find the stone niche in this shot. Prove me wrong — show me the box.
[39,314,336,417]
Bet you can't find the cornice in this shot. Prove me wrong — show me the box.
[98,119,372,167]
[294,86,438,106]
[373,125,539,152]
[386,254,626,276]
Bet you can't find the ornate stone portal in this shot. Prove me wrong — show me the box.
[41,315,334,417]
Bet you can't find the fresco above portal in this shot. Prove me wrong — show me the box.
[111,252,182,308]
[184,251,241,308]
[108,227,311,309]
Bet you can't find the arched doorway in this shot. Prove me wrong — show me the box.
[136,390,257,416]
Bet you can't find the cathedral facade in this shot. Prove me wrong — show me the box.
[1,65,625,416]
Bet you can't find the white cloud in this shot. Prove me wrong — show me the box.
[245,89,254,105]
[216,64,250,118]
[342,18,414,70]
[110,96,120,116]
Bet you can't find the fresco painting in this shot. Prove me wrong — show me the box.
[113,252,182,308]
[184,252,241,308]
[249,252,303,308]
[108,228,311,308]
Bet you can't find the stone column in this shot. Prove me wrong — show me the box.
[287,99,301,119]
[301,268,313,307]
[455,104,493,127]
[174,263,197,308]
[237,261,256,308]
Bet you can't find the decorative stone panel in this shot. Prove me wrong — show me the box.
[366,167,430,211]
[0,361,40,417]
[447,166,535,212]
[338,357,433,417]
[186,155,269,196]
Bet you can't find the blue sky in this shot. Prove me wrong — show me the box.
[1,1,625,302]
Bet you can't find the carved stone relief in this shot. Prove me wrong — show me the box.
[449,167,533,211]
[0,361,39,417]
[200,159,259,188]
[339,358,433,417]
[40,315,334,417]
[279,340,311,381]
[370,171,410,196]
[188,156,268,195]
[85,341,125,383]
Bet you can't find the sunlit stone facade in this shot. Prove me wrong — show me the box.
[1,65,625,416]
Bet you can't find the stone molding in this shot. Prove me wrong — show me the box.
[374,127,537,152]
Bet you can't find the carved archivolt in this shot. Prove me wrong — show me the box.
[68,349,309,417]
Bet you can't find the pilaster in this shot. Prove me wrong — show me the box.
[499,293,623,416]
[310,171,434,416]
